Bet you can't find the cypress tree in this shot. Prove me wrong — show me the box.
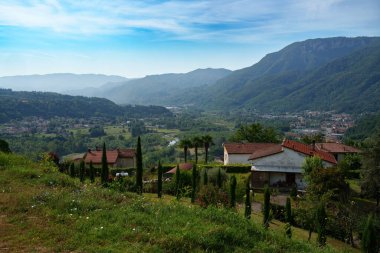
[203,169,208,185]
[136,136,143,194]
[217,168,222,188]
[157,161,162,198]
[89,161,95,183]
[175,164,181,200]
[361,214,378,253]
[263,186,270,229]
[285,222,292,239]
[316,203,327,247]
[191,164,197,203]
[79,160,85,182]
[230,175,237,208]
[244,178,251,219]
[285,197,292,224]
[101,142,109,186]
[69,163,75,178]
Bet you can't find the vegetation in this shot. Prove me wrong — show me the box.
[79,160,85,182]
[230,175,237,208]
[135,136,143,194]
[263,186,271,229]
[244,179,251,219]
[361,214,378,253]
[89,161,95,183]
[230,123,281,143]
[0,138,11,153]
[191,164,197,203]
[157,161,162,198]
[101,142,108,186]
[202,135,214,164]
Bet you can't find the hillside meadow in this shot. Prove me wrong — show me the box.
[0,152,355,252]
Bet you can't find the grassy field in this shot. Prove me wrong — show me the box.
[0,152,356,253]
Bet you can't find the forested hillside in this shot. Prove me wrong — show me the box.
[0,89,171,123]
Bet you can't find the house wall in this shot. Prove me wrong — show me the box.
[116,157,135,168]
[224,148,251,165]
[269,172,286,185]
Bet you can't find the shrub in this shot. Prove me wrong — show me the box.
[263,186,270,228]
[196,185,228,208]
[229,176,237,208]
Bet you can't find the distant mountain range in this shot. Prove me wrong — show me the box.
[0,73,128,93]
[1,37,379,114]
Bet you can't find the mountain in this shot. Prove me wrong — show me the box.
[170,37,380,113]
[0,73,128,93]
[104,68,232,105]
[0,89,171,123]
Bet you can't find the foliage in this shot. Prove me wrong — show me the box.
[203,168,208,185]
[338,154,362,179]
[230,123,280,143]
[89,125,106,137]
[191,164,197,203]
[196,184,229,208]
[344,112,380,141]
[202,135,214,164]
[263,186,270,229]
[244,179,251,219]
[301,133,324,144]
[361,214,379,253]
[360,130,380,206]
[89,161,95,183]
[286,197,292,224]
[229,175,237,208]
[157,161,162,198]
[175,164,181,200]
[135,136,143,194]
[101,142,109,186]
[178,138,192,163]
[0,139,11,153]
[217,168,222,188]
[79,160,85,182]
[191,136,203,164]
[316,203,327,247]
[285,222,292,239]
[69,163,75,178]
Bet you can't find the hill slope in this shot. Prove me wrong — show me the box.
[169,37,380,113]
[0,73,128,93]
[0,89,171,123]
[105,68,232,105]
[0,152,337,252]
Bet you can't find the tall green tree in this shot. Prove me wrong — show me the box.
[136,136,143,194]
[203,169,208,185]
[230,175,237,208]
[179,138,192,163]
[244,178,251,219]
[101,142,109,186]
[285,197,292,224]
[89,161,95,183]
[202,135,214,164]
[79,160,85,182]
[361,214,378,253]
[0,139,11,153]
[263,186,270,229]
[191,164,197,203]
[175,164,181,200]
[316,203,327,247]
[217,168,222,188]
[361,130,380,206]
[69,162,75,178]
[157,161,163,198]
[230,123,280,143]
[192,136,203,164]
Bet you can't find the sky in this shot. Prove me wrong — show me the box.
[0,0,379,78]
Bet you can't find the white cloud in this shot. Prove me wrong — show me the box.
[0,0,378,42]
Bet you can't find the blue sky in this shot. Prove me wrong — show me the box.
[0,0,379,78]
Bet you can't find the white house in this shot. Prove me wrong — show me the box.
[249,139,337,189]
[223,143,280,165]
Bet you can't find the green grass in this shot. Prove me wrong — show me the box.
[0,152,345,252]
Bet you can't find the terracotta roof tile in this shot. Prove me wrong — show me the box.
[165,163,193,174]
[282,139,337,164]
[224,143,280,154]
[248,145,283,160]
[315,143,361,154]
[118,149,136,158]
[84,150,118,164]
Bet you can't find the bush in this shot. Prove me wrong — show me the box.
[196,185,229,208]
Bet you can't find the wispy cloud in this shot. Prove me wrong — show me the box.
[0,0,379,42]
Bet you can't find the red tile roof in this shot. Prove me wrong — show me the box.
[165,163,193,174]
[315,143,361,154]
[84,150,119,164]
[282,139,337,164]
[224,143,280,154]
[118,148,136,158]
[248,145,283,160]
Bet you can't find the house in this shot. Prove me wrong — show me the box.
[315,143,361,162]
[249,139,337,189]
[84,148,136,168]
[223,143,280,165]
[164,163,193,176]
